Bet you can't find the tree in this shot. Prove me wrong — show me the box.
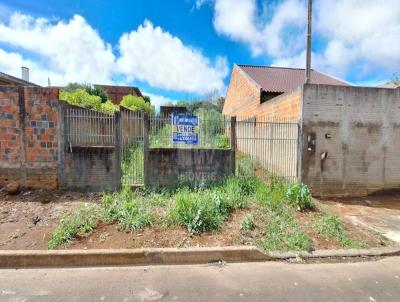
[143,95,151,103]
[391,72,400,86]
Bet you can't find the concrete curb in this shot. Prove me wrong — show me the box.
[0,246,399,268]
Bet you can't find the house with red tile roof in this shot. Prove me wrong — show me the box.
[223,64,349,118]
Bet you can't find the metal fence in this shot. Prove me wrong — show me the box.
[62,103,115,147]
[149,112,232,149]
[236,116,299,182]
[62,104,300,186]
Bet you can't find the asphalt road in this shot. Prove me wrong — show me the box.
[1,257,400,302]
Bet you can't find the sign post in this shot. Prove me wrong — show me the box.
[172,115,199,145]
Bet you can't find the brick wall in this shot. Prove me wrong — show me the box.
[0,86,60,189]
[223,65,302,120]
[223,65,261,117]
[0,87,20,168]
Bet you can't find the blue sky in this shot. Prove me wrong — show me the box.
[0,0,399,107]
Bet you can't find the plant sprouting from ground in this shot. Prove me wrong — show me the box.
[240,214,255,231]
[47,204,102,249]
[169,188,225,234]
[286,183,314,211]
[314,214,368,249]
[102,187,153,231]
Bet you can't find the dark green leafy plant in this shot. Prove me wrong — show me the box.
[286,183,314,211]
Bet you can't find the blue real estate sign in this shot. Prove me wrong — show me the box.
[172,115,199,145]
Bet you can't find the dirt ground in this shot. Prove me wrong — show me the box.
[0,189,102,250]
[0,188,397,250]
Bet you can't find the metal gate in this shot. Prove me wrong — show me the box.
[235,116,300,182]
[120,109,145,186]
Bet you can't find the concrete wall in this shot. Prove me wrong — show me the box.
[61,147,119,192]
[146,148,234,188]
[301,84,400,196]
[223,66,302,120]
[0,86,60,189]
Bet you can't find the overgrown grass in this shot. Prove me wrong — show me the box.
[102,187,153,231]
[169,176,259,234]
[48,171,367,253]
[254,178,313,252]
[258,206,313,252]
[314,214,368,249]
[47,204,102,249]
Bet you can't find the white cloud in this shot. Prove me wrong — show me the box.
[0,13,228,95]
[212,0,306,57]
[209,0,400,81]
[0,48,65,85]
[0,13,116,85]
[117,20,228,94]
[314,0,400,76]
[143,92,178,111]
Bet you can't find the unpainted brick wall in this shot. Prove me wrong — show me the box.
[0,86,60,189]
[223,65,302,120]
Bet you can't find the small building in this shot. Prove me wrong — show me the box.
[223,65,349,118]
[223,64,400,197]
[160,106,187,116]
[97,84,143,105]
[0,68,40,87]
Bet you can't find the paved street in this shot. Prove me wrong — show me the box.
[1,257,400,302]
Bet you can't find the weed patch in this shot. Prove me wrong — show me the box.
[102,187,153,231]
[47,204,101,249]
[257,205,313,252]
[314,214,368,249]
[240,214,255,231]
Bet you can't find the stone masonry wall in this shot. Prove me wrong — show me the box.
[0,86,60,189]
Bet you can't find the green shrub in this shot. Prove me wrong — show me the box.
[169,188,225,234]
[286,183,314,211]
[47,204,101,249]
[121,95,155,114]
[60,89,118,114]
[100,100,119,114]
[240,214,255,231]
[64,82,109,103]
[102,187,153,231]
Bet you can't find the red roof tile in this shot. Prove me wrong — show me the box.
[238,65,350,93]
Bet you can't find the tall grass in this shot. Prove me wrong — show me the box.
[47,204,101,249]
[314,214,368,249]
[102,187,153,231]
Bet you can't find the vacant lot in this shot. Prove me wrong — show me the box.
[0,178,394,252]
